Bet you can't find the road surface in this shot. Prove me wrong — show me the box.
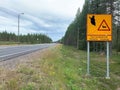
[0,43,55,61]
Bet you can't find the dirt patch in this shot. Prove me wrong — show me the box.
[117,88,120,90]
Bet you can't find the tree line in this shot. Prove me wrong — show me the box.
[63,0,120,52]
[0,31,52,44]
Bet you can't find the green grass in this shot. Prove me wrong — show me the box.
[0,41,18,45]
[0,44,120,90]
[37,45,120,90]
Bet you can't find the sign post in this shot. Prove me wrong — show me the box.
[87,41,90,75]
[87,14,112,78]
[106,42,110,79]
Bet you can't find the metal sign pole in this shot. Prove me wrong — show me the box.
[106,41,110,79]
[87,41,90,75]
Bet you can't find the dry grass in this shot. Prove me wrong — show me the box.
[0,46,57,90]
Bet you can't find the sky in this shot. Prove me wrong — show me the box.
[0,0,85,41]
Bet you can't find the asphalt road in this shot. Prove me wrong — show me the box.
[0,43,55,61]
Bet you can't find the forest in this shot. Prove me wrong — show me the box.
[63,0,120,52]
[0,31,52,44]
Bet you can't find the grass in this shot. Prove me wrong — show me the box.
[0,41,18,45]
[0,44,120,90]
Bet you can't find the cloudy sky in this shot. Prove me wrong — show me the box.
[0,0,85,41]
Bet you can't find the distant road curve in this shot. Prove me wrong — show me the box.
[0,43,55,61]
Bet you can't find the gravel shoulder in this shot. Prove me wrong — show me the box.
[0,47,50,70]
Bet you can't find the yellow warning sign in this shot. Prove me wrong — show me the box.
[87,14,112,41]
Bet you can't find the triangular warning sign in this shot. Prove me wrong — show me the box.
[98,19,110,31]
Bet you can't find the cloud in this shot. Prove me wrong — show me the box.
[0,0,85,41]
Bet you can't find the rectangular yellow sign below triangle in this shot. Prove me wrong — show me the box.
[87,14,112,41]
